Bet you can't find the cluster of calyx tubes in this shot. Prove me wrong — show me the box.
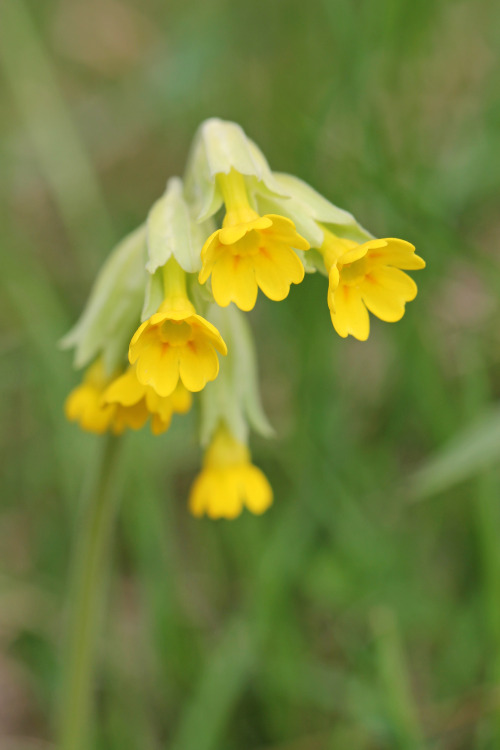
[63,118,425,520]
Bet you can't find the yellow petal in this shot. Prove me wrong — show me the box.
[151,412,172,435]
[262,215,310,251]
[145,388,173,421]
[219,216,271,245]
[370,266,417,301]
[211,253,258,311]
[200,229,222,265]
[254,245,304,301]
[113,401,149,432]
[331,284,370,340]
[136,343,180,397]
[189,473,207,517]
[242,466,273,515]
[360,267,416,322]
[327,265,340,313]
[179,339,219,392]
[129,320,149,353]
[367,238,425,270]
[210,252,237,307]
[191,315,228,355]
[171,384,193,414]
[65,385,115,434]
[338,242,374,265]
[104,367,145,407]
[212,470,242,519]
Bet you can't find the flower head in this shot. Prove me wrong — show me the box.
[321,232,425,341]
[103,365,192,435]
[189,423,273,520]
[129,259,227,397]
[199,170,309,311]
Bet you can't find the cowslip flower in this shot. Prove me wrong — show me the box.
[189,422,272,519]
[321,229,426,340]
[199,169,310,311]
[184,119,310,311]
[103,365,192,435]
[129,258,227,396]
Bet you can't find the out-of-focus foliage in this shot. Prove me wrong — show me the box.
[1,0,500,748]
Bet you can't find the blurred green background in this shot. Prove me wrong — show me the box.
[1,0,500,748]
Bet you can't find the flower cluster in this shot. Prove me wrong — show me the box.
[63,119,424,519]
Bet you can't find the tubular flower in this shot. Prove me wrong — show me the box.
[199,170,310,311]
[103,365,192,436]
[129,258,227,397]
[189,423,273,520]
[65,359,117,434]
[321,230,426,341]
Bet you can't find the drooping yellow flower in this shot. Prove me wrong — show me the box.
[321,230,426,341]
[189,423,273,520]
[129,259,227,397]
[103,365,192,436]
[199,170,310,311]
[65,359,117,434]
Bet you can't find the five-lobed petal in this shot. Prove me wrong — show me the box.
[189,424,273,519]
[199,214,309,311]
[328,238,425,341]
[128,300,227,397]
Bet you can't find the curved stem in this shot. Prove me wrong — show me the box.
[59,434,122,750]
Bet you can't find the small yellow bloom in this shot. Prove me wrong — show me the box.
[103,365,192,436]
[199,170,309,311]
[321,231,425,341]
[129,259,227,397]
[65,359,116,434]
[189,423,273,520]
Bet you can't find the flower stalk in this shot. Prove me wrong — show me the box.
[59,434,122,750]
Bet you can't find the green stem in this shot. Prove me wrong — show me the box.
[59,435,122,750]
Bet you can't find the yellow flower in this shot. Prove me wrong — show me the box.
[199,170,310,311]
[189,423,273,520]
[103,365,192,435]
[321,231,425,341]
[129,259,227,397]
[65,359,116,434]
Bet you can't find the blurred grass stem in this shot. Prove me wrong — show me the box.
[371,607,424,750]
[59,435,122,750]
[0,0,115,267]
[475,470,500,742]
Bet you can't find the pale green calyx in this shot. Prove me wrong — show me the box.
[257,172,373,248]
[60,224,147,373]
[198,304,274,446]
[146,176,211,275]
[184,117,289,222]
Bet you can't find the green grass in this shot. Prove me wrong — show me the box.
[1,0,500,748]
